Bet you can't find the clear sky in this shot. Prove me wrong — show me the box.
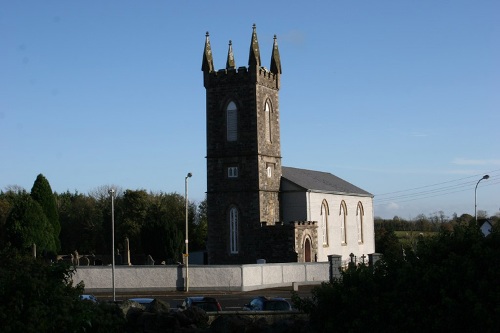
[2,1,499,219]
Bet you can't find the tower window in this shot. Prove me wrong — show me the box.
[227,101,237,142]
[265,101,272,142]
[229,207,239,254]
[228,166,238,178]
[266,163,274,178]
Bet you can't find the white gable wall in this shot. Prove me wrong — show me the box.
[312,192,374,263]
[282,190,375,263]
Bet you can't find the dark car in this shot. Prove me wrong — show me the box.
[243,296,293,311]
[80,294,98,303]
[128,298,155,310]
[179,296,222,312]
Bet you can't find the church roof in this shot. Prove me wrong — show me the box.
[281,166,373,197]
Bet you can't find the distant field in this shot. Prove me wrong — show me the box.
[394,231,438,246]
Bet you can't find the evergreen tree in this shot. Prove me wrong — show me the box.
[5,193,56,253]
[31,174,61,251]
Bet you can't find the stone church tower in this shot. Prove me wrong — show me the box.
[202,25,284,264]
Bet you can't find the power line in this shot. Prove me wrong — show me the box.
[375,168,500,197]
[375,178,499,203]
[374,170,500,206]
[374,180,500,206]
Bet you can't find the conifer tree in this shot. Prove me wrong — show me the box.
[31,174,61,251]
[5,193,56,253]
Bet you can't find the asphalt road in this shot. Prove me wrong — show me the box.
[92,285,316,311]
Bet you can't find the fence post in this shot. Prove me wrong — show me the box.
[327,254,342,283]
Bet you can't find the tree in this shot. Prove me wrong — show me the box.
[141,193,186,263]
[31,174,61,251]
[294,223,500,332]
[117,189,150,253]
[477,209,488,219]
[375,227,403,260]
[57,191,105,254]
[0,246,125,332]
[190,196,208,252]
[5,193,56,253]
[89,185,122,255]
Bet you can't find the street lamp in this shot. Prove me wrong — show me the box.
[108,188,116,302]
[185,172,192,292]
[475,175,489,223]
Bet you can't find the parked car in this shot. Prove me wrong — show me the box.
[128,298,155,310]
[243,296,292,311]
[179,296,222,312]
[80,294,98,303]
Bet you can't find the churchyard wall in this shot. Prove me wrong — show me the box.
[73,261,331,293]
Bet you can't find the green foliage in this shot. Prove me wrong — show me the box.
[0,194,15,247]
[57,191,105,254]
[117,190,150,253]
[5,179,207,260]
[0,247,84,332]
[31,174,61,251]
[294,223,500,332]
[5,193,56,253]
[141,193,184,263]
[375,227,403,260]
[191,197,208,252]
[86,302,126,333]
[0,246,126,333]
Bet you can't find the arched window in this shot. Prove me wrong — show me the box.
[229,206,239,254]
[227,101,237,141]
[265,101,272,142]
[339,200,347,244]
[321,200,329,246]
[356,202,364,243]
[304,237,312,262]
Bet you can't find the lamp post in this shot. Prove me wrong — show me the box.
[108,188,116,302]
[475,175,489,223]
[185,172,192,292]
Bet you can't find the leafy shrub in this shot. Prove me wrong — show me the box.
[293,223,500,333]
[0,246,125,333]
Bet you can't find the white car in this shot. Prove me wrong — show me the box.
[80,294,98,303]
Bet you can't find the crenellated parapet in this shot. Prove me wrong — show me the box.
[202,24,281,89]
[204,65,280,89]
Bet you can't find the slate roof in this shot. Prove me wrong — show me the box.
[281,166,373,197]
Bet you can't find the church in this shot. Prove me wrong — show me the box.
[202,25,375,265]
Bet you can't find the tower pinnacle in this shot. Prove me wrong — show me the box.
[226,40,235,70]
[270,35,282,75]
[248,24,261,68]
[202,31,214,73]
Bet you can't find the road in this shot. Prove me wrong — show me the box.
[92,285,316,311]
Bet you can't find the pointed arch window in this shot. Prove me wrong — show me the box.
[304,237,312,262]
[356,202,364,243]
[265,101,272,142]
[227,101,237,142]
[340,200,347,245]
[321,200,329,246]
[229,206,239,254]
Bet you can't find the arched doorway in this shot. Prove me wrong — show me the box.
[304,238,311,262]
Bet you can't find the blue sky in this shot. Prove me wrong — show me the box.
[1,1,499,219]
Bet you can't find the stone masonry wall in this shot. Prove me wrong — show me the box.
[205,65,283,264]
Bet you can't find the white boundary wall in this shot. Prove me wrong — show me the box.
[73,262,330,293]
